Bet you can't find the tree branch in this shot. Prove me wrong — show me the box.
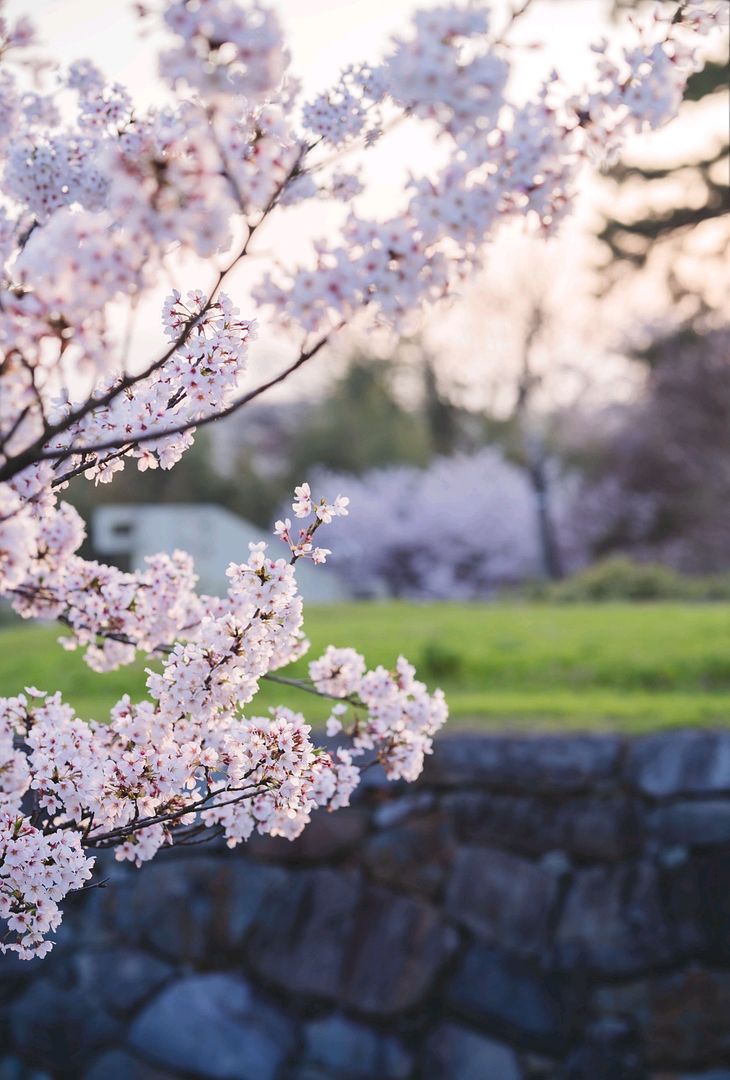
[0,149,308,485]
[32,327,339,461]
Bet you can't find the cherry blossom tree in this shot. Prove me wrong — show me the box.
[0,0,725,959]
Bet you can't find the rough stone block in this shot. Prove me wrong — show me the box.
[84,1050,183,1080]
[445,941,581,1051]
[72,947,173,1015]
[94,855,291,961]
[0,1059,52,1080]
[361,811,454,896]
[246,806,369,862]
[342,884,457,1014]
[421,734,507,785]
[446,846,561,957]
[595,970,730,1066]
[245,868,456,1013]
[554,863,689,976]
[445,791,638,861]
[674,849,730,962]
[245,868,360,1001]
[646,800,730,847]
[128,974,294,1080]
[372,791,435,828]
[299,1015,412,1079]
[559,1016,644,1080]
[658,1073,730,1080]
[425,734,621,792]
[421,1022,522,1080]
[628,732,730,798]
[10,976,120,1074]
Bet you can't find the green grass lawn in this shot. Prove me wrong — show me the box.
[3,602,730,732]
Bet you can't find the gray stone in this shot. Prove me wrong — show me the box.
[0,1069,53,1080]
[555,863,689,976]
[500,736,622,793]
[446,846,560,957]
[556,796,640,860]
[445,942,580,1050]
[300,1016,412,1079]
[520,1052,561,1079]
[655,859,706,959]
[444,791,543,851]
[0,952,34,1052]
[246,806,368,862]
[658,844,690,867]
[445,791,637,860]
[342,884,457,1014]
[541,850,571,876]
[372,791,435,828]
[0,949,35,994]
[422,1022,522,1080]
[646,800,730,846]
[0,1061,24,1080]
[682,849,730,961]
[426,734,621,792]
[73,947,173,1014]
[10,976,120,1073]
[246,868,456,1013]
[222,860,294,947]
[84,1050,182,1080]
[128,974,294,1080]
[362,811,454,896]
[670,1073,730,1080]
[560,1016,644,1080]
[420,735,508,786]
[245,868,360,1001]
[595,970,730,1065]
[94,856,219,957]
[96,855,291,960]
[628,731,730,797]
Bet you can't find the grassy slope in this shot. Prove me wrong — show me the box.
[2,602,730,732]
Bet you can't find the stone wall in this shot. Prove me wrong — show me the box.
[3,731,730,1080]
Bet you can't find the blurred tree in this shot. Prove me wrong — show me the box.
[503,300,566,580]
[597,4,729,312]
[418,349,467,456]
[424,238,612,580]
[285,359,433,477]
[576,2,730,568]
[575,325,730,572]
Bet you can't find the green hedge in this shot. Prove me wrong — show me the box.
[537,557,730,603]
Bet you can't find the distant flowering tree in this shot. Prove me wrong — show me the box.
[0,0,725,959]
[308,449,587,598]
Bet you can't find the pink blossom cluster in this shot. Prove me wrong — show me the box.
[314,647,449,783]
[0,486,446,959]
[0,0,723,959]
[0,0,721,490]
[255,0,725,330]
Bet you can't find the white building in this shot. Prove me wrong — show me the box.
[92,504,350,602]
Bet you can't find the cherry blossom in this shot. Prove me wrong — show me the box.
[0,0,724,958]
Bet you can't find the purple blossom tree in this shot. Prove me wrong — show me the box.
[309,448,586,598]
